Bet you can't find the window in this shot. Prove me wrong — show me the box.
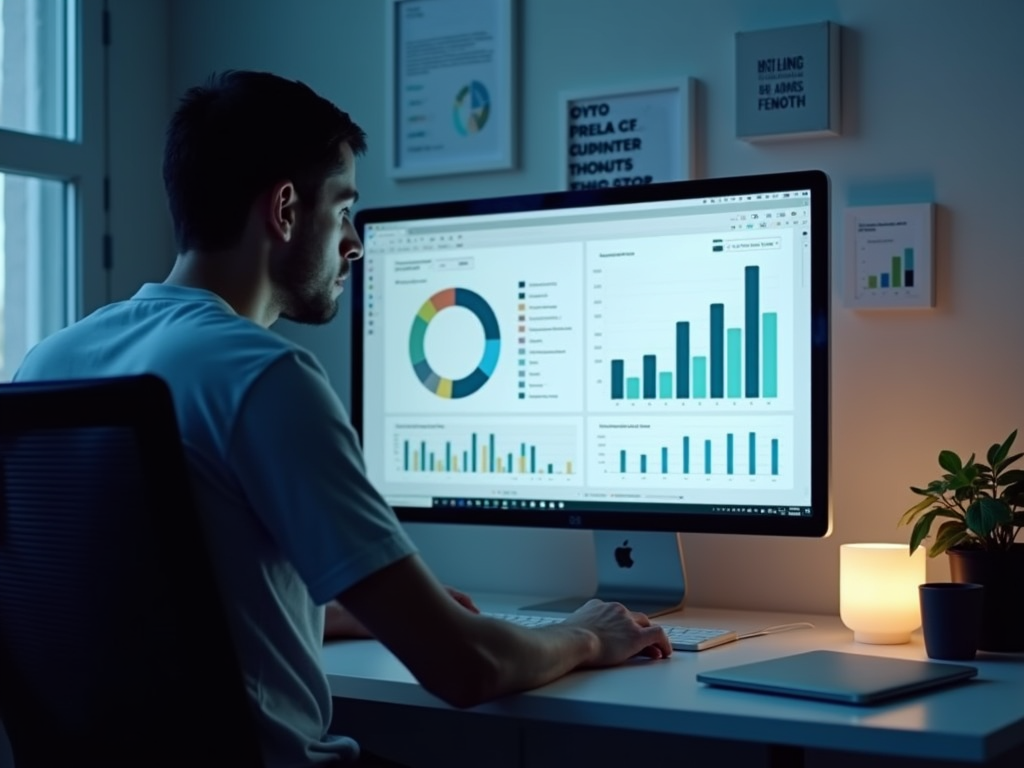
[0,0,75,140]
[0,0,104,380]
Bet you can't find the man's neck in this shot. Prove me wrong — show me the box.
[164,250,277,327]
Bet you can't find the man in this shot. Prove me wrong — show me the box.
[15,70,670,768]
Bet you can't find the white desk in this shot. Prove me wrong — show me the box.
[321,596,1024,768]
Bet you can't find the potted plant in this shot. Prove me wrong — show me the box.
[900,429,1024,652]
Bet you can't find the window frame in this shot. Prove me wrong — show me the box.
[0,0,106,346]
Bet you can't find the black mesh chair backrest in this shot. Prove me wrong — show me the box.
[0,374,263,768]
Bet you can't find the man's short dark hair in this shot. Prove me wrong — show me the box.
[163,70,367,253]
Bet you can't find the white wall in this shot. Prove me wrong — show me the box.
[104,0,173,308]
[129,0,1024,614]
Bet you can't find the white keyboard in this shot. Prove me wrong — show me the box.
[483,611,738,652]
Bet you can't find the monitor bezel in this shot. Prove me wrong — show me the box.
[351,169,830,538]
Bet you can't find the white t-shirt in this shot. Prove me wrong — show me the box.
[15,283,418,767]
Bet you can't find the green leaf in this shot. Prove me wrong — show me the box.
[987,443,1002,467]
[935,518,966,536]
[928,519,969,556]
[1004,481,1024,504]
[908,510,965,553]
[947,471,976,491]
[965,497,1013,539]
[952,488,973,505]
[900,496,938,526]
[996,452,1024,474]
[997,469,1024,486]
[993,430,1018,466]
[928,530,970,557]
[909,510,939,552]
[938,450,963,474]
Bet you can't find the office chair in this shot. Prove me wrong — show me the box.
[0,374,263,768]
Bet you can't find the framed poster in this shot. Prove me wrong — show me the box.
[558,80,695,190]
[386,0,516,179]
[735,21,841,141]
[843,203,935,309]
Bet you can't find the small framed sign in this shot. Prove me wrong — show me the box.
[558,80,695,190]
[735,21,841,142]
[843,203,936,309]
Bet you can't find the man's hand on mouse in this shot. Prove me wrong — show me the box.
[562,599,672,665]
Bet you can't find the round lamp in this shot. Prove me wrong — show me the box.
[840,542,926,644]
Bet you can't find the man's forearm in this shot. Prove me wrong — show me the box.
[324,599,372,640]
[333,556,670,709]
[450,600,668,703]
[416,616,599,707]
[491,622,600,694]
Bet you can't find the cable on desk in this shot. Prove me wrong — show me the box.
[737,622,816,641]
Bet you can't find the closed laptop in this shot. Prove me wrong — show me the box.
[697,650,978,705]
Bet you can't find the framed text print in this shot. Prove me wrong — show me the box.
[558,80,695,191]
[386,0,516,179]
[735,21,841,141]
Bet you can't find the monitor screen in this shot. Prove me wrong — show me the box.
[352,170,830,541]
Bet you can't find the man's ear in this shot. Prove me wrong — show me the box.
[265,180,299,242]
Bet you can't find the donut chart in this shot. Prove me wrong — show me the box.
[453,80,491,136]
[410,288,500,398]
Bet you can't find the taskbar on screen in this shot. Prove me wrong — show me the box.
[429,497,811,517]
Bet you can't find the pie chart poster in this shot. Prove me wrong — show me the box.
[391,0,514,177]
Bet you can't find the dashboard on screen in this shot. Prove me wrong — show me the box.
[351,170,830,538]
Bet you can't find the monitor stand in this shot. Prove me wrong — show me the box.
[520,531,686,618]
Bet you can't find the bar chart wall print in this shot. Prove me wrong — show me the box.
[588,233,795,412]
[845,203,935,309]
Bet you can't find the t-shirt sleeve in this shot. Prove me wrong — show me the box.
[226,350,417,605]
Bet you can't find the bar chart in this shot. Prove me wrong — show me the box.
[588,239,794,411]
[864,247,915,289]
[387,419,582,486]
[607,266,777,402]
[589,416,794,489]
[846,203,934,309]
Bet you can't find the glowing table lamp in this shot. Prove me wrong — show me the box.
[840,543,926,644]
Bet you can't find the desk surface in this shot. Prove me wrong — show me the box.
[321,595,1024,764]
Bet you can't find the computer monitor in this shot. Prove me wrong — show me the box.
[352,169,830,616]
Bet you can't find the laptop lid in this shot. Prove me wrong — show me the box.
[696,650,978,705]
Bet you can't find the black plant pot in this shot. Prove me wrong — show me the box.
[947,544,1024,652]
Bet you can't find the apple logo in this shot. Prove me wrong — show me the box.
[614,539,634,568]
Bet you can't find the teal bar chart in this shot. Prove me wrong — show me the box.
[609,432,780,476]
[606,266,779,402]
[593,418,791,487]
